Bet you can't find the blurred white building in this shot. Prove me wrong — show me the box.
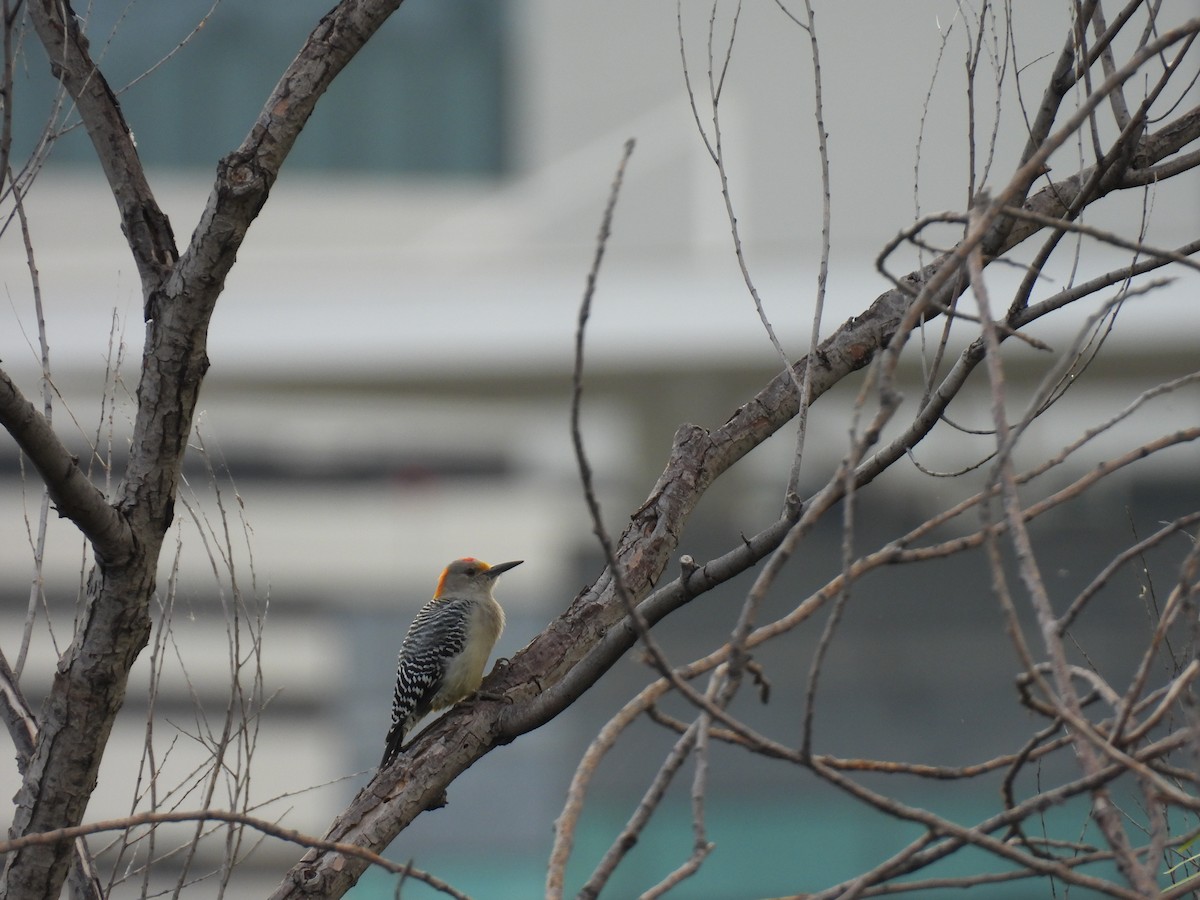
[1,2,1198,897]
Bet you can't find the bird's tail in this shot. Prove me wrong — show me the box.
[380,723,405,769]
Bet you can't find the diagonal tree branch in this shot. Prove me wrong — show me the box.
[268,68,1200,893]
[25,0,177,293]
[0,368,133,564]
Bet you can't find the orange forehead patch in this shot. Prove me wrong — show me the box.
[435,558,489,597]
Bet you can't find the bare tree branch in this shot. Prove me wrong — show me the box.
[5,3,1200,898]
[1,2,414,897]
[0,369,133,564]
[0,808,468,899]
[24,0,177,291]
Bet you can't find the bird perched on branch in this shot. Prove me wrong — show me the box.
[380,557,522,768]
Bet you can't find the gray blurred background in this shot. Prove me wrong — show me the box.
[1,1,1199,897]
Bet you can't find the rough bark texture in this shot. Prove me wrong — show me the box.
[0,2,407,898]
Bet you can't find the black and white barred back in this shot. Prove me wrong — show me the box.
[379,593,503,768]
[379,557,517,769]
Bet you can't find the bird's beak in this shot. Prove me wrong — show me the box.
[485,560,523,578]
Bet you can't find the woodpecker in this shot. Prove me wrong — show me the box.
[380,557,522,768]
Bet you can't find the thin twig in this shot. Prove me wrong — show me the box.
[546,681,671,900]
[969,199,1157,893]
[638,704,717,900]
[0,809,469,899]
[578,696,713,899]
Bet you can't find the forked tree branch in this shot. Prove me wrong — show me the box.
[1,2,413,897]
